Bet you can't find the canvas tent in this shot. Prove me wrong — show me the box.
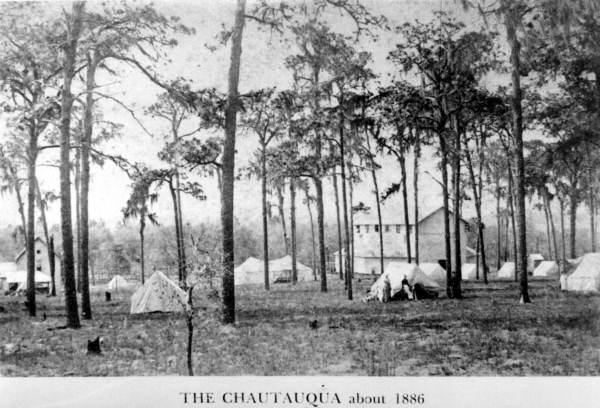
[497,262,515,279]
[563,253,600,292]
[419,263,446,283]
[234,257,264,285]
[269,255,314,282]
[369,262,440,302]
[107,275,130,292]
[527,253,544,272]
[130,271,187,314]
[0,262,17,291]
[533,261,558,278]
[462,263,478,280]
[5,270,52,291]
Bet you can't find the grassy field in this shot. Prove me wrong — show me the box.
[1,275,599,376]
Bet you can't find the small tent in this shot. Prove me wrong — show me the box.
[130,271,187,314]
[462,263,478,280]
[369,262,439,302]
[563,253,600,292]
[419,263,446,283]
[533,261,558,278]
[497,262,515,279]
[107,275,130,292]
[527,253,544,272]
[234,257,264,285]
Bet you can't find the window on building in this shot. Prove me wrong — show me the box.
[36,266,42,271]
[365,225,370,233]
[374,225,379,233]
[396,225,401,233]
[385,225,390,233]
[36,249,41,254]
[356,225,360,233]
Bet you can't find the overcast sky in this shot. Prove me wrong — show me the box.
[0,0,560,233]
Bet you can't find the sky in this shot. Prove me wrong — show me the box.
[0,0,568,234]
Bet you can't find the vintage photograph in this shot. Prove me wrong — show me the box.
[0,0,599,377]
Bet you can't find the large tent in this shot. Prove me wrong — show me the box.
[533,261,558,278]
[369,262,440,302]
[462,263,478,280]
[497,262,515,279]
[269,255,314,282]
[563,253,600,292]
[234,256,316,285]
[234,257,264,285]
[130,271,187,314]
[5,270,52,291]
[419,263,446,283]
[107,275,130,292]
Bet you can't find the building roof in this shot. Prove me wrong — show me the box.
[14,237,61,262]
[354,206,469,227]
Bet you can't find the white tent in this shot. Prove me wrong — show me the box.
[563,253,600,292]
[462,263,478,280]
[369,262,440,302]
[107,275,130,292]
[497,262,515,279]
[7,270,52,291]
[533,261,558,278]
[419,263,446,283]
[269,255,314,283]
[234,257,264,285]
[527,253,544,272]
[130,271,187,314]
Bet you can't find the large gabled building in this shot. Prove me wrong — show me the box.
[334,206,475,275]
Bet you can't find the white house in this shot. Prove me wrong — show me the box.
[0,237,62,293]
[334,206,474,276]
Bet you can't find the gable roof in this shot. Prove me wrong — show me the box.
[14,237,61,262]
[354,206,469,227]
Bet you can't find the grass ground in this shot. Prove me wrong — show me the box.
[1,275,599,376]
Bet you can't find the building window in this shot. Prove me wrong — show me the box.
[365,225,370,233]
[374,225,379,233]
[396,225,401,233]
[385,225,390,233]
[36,266,42,271]
[36,249,41,254]
[356,225,360,233]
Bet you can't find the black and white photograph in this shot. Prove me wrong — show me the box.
[1,0,600,388]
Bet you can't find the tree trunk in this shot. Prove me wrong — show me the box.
[26,124,37,317]
[221,0,245,324]
[276,185,289,255]
[451,124,462,298]
[439,137,452,298]
[80,52,98,320]
[304,187,317,280]
[35,182,54,295]
[496,177,502,271]
[176,181,187,286]
[465,147,488,283]
[545,190,559,264]
[589,181,596,252]
[340,115,352,300]
[261,145,270,290]
[507,165,518,282]
[543,194,553,260]
[290,178,297,283]
[348,166,355,279]
[314,178,327,292]
[365,129,384,274]
[7,162,28,247]
[413,131,420,265]
[569,191,578,258]
[169,181,183,284]
[75,142,82,294]
[399,153,412,264]
[60,1,84,329]
[332,170,344,280]
[560,196,566,265]
[49,236,56,296]
[506,13,530,303]
[140,217,145,284]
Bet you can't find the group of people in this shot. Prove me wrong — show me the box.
[364,274,438,303]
